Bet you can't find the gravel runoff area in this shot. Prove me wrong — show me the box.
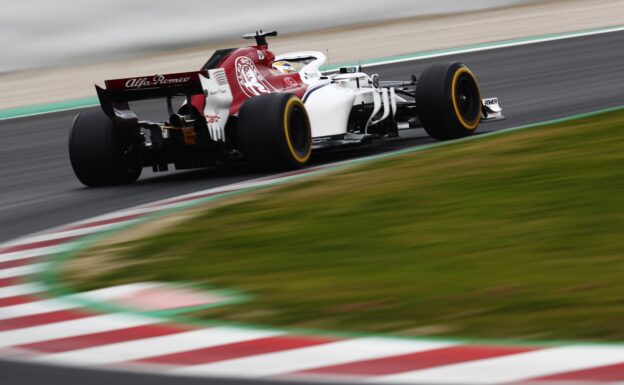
[0,0,623,110]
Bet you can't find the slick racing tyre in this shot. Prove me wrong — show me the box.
[238,93,312,169]
[69,108,142,187]
[416,62,482,140]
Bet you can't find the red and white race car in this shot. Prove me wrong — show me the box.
[69,31,503,186]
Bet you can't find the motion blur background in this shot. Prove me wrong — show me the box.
[3,0,622,110]
[0,0,533,73]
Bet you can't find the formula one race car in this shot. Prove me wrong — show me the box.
[69,30,503,186]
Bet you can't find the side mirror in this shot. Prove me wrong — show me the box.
[371,74,380,88]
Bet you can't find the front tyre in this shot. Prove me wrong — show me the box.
[416,62,482,140]
[69,108,141,187]
[238,93,312,169]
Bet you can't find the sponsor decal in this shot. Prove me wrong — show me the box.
[206,115,221,124]
[312,136,332,143]
[208,89,226,96]
[304,72,319,79]
[484,98,499,106]
[284,77,298,87]
[258,50,265,60]
[235,56,276,97]
[125,74,191,89]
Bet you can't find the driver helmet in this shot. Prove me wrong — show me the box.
[272,61,296,74]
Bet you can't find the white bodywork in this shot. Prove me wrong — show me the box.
[276,51,401,139]
[198,50,503,143]
[200,68,233,142]
[199,50,400,142]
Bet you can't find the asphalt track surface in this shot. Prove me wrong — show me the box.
[0,30,623,384]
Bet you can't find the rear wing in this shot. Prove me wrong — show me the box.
[95,70,208,123]
[95,69,233,142]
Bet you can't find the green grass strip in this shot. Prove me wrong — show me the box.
[0,97,99,120]
[52,105,624,345]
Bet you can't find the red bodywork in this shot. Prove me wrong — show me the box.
[191,45,309,117]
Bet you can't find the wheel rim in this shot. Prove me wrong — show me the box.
[452,68,481,129]
[284,98,311,163]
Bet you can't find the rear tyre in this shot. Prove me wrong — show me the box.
[416,62,482,140]
[69,108,142,187]
[238,93,312,169]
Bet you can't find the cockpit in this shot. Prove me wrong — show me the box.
[273,51,327,84]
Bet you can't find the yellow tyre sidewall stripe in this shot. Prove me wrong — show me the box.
[283,97,312,163]
[451,67,481,130]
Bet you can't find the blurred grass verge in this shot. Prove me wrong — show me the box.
[65,109,624,341]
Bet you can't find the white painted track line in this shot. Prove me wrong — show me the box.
[0,285,158,321]
[0,224,124,249]
[0,283,45,299]
[0,245,74,264]
[76,283,161,302]
[0,263,47,280]
[369,345,624,384]
[0,297,80,321]
[0,313,159,349]
[36,327,283,365]
[175,338,455,378]
[363,25,624,68]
